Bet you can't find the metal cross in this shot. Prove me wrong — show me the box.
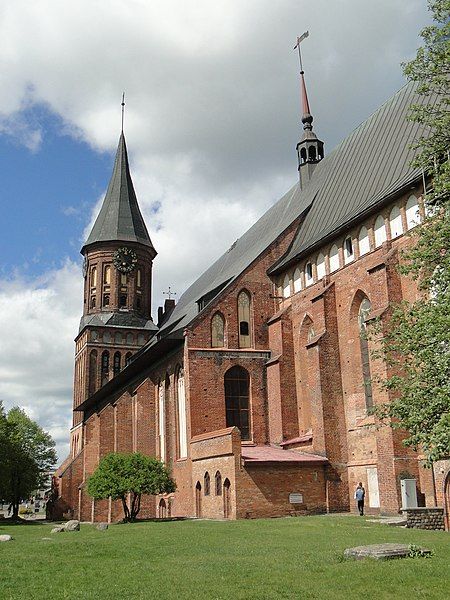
[163,286,177,300]
[294,31,309,73]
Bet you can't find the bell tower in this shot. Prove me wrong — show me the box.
[70,132,157,456]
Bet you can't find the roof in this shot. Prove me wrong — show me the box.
[78,311,158,334]
[271,81,432,272]
[241,445,327,464]
[82,133,155,253]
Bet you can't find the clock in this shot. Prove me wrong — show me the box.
[113,247,138,273]
[82,256,88,278]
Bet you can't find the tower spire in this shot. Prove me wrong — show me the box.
[121,92,125,133]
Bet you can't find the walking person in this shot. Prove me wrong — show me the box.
[355,482,365,516]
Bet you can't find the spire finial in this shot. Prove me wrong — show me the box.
[294,32,313,131]
[121,92,125,133]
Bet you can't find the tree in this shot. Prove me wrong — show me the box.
[0,403,57,519]
[86,452,176,521]
[372,1,450,464]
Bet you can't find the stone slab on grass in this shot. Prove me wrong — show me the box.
[344,543,430,560]
[366,517,407,527]
[0,534,13,542]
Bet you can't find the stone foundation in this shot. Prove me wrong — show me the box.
[402,507,444,530]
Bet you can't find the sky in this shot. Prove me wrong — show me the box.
[0,0,430,460]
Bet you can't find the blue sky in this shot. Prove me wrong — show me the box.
[0,0,430,459]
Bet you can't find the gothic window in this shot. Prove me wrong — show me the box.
[113,352,121,376]
[101,350,109,386]
[358,297,373,409]
[224,366,251,441]
[89,350,98,396]
[204,472,210,496]
[389,205,403,238]
[125,352,132,366]
[406,195,421,229]
[127,333,134,345]
[293,267,302,293]
[329,244,340,272]
[374,215,387,247]
[215,471,222,496]
[158,381,166,462]
[115,332,123,345]
[344,237,354,264]
[316,253,326,279]
[283,274,291,298]
[177,368,188,459]
[211,312,225,348]
[237,290,251,348]
[305,262,313,286]
[358,226,370,256]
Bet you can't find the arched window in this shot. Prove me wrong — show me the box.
[91,267,97,289]
[195,482,202,517]
[104,265,111,285]
[308,145,316,161]
[237,290,251,348]
[204,472,210,496]
[211,312,225,348]
[125,352,132,366]
[127,332,134,345]
[305,262,313,286]
[329,245,340,272]
[283,274,291,298]
[113,352,121,376]
[300,147,307,163]
[115,332,123,345]
[215,471,222,496]
[389,205,403,238]
[103,331,111,343]
[343,237,354,264]
[223,478,231,519]
[89,350,98,396]
[358,297,373,409]
[358,226,370,256]
[224,366,251,440]
[137,333,145,346]
[177,368,188,459]
[293,268,302,293]
[374,215,387,247]
[90,295,96,309]
[316,253,326,279]
[101,350,109,386]
[158,382,166,462]
[406,195,421,229]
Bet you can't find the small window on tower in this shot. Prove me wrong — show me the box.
[90,295,96,308]
[136,297,141,310]
[137,269,142,288]
[103,294,110,307]
[120,295,127,307]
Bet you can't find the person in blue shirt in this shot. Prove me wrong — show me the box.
[355,483,365,516]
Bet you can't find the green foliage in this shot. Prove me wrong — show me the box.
[0,402,56,519]
[87,452,176,521]
[408,544,434,559]
[372,1,450,464]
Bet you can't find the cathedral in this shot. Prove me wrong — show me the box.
[55,70,450,524]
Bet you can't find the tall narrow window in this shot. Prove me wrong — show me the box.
[137,268,142,288]
[406,195,421,229]
[104,265,111,285]
[283,275,291,298]
[237,290,251,348]
[101,350,109,386]
[158,382,166,462]
[125,352,132,366]
[316,253,326,279]
[358,298,373,409]
[305,262,313,286]
[215,471,222,496]
[91,267,97,289]
[344,237,354,264]
[389,205,403,238]
[113,352,121,376]
[293,268,302,293]
[89,350,98,396]
[358,226,370,256]
[115,332,123,345]
[211,313,225,348]
[224,366,251,440]
[204,472,210,496]
[374,215,387,247]
[329,245,340,272]
[177,368,188,459]
[127,332,134,345]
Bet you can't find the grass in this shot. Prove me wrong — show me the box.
[0,515,448,599]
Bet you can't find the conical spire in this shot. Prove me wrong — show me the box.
[82,133,155,253]
[300,71,313,132]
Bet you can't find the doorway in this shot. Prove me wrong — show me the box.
[223,478,231,519]
[195,481,202,518]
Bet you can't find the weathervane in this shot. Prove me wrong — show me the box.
[294,31,309,73]
[121,92,125,132]
[163,286,177,301]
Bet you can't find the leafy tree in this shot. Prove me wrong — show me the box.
[372,0,450,464]
[0,404,57,519]
[86,452,176,521]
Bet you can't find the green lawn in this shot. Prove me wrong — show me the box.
[0,516,448,599]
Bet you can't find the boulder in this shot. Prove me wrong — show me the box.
[96,523,108,531]
[64,519,80,532]
[0,534,13,542]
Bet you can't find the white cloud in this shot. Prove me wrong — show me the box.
[0,0,430,461]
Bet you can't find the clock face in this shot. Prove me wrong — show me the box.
[113,247,138,273]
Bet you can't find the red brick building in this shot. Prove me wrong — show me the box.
[55,77,450,523]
